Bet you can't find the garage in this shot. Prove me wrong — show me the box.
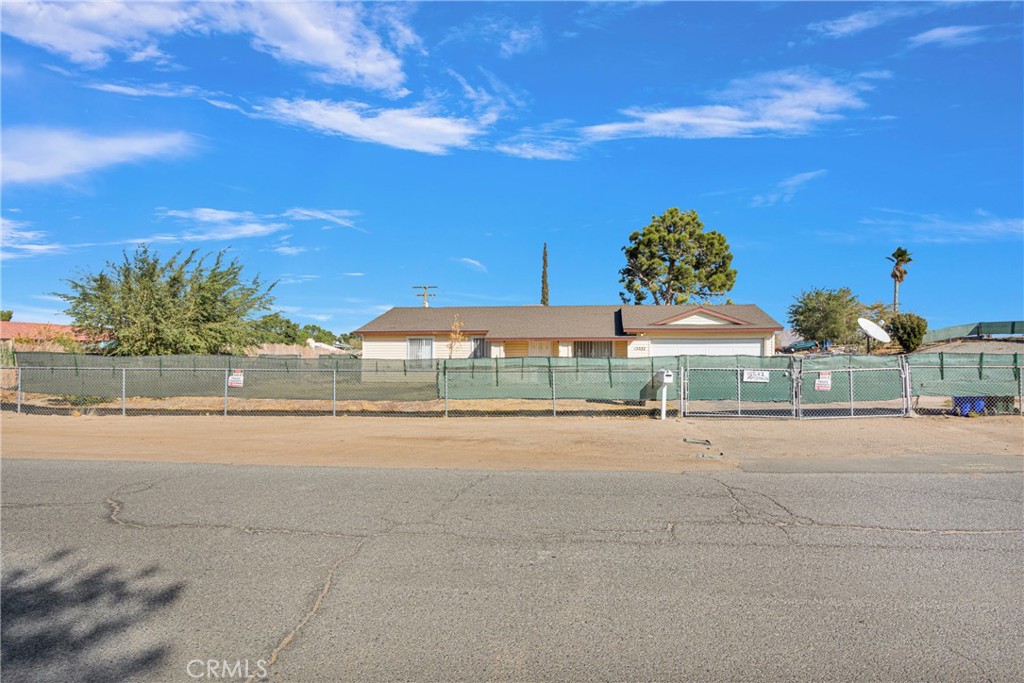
[650,338,763,356]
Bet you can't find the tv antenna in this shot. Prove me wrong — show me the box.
[857,317,891,354]
[413,285,437,308]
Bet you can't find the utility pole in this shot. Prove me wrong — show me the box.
[413,285,437,308]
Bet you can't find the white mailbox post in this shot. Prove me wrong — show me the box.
[656,369,674,420]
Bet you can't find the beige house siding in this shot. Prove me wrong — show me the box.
[361,336,409,360]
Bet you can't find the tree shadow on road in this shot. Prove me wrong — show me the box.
[1,548,185,683]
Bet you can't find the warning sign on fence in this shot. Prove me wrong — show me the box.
[228,369,244,388]
[814,371,832,391]
[742,370,770,383]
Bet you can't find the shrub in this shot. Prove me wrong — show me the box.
[887,312,927,352]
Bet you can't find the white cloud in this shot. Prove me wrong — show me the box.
[204,2,409,94]
[1,217,66,259]
[583,69,870,142]
[342,272,365,277]
[751,169,828,207]
[495,120,581,160]
[498,21,543,58]
[0,1,199,67]
[1,126,195,185]
[443,15,543,59]
[257,98,481,155]
[808,7,918,39]
[908,26,986,49]
[160,208,257,224]
[452,257,487,273]
[495,140,579,161]
[283,208,362,231]
[88,81,206,98]
[1,1,414,94]
[853,209,1024,244]
[273,245,307,256]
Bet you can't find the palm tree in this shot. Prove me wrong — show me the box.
[887,247,912,313]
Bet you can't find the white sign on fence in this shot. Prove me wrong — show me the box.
[228,369,244,388]
[742,370,770,383]
[814,371,832,391]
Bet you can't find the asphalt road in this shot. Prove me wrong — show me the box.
[2,459,1022,682]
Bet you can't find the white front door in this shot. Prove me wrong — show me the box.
[528,341,550,357]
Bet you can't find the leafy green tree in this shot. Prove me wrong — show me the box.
[887,247,912,313]
[540,243,549,306]
[787,287,862,348]
[56,245,275,355]
[619,208,736,305]
[887,312,927,352]
[254,312,302,344]
[0,310,12,321]
[300,324,338,345]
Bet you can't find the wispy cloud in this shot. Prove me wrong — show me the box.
[844,209,1024,244]
[908,26,987,49]
[751,169,828,207]
[451,257,487,273]
[0,1,199,67]
[443,15,544,58]
[583,69,871,142]
[1,126,195,185]
[341,272,364,277]
[0,1,416,94]
[808,7,920,39]
[283,208,362,231]
[496,120,581,160]
[256,98,482,155]
[87,81,208,98]
[1,217,67,259]
[151,206,359,244]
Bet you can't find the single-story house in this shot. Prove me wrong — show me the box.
[354,304,783,360]
[0,321,97,344]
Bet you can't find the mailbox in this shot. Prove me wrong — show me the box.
[657,369,674,384]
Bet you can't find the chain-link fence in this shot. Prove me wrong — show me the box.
[1,352,1020,419]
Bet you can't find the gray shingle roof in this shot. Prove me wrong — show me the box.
[355,304,782,340]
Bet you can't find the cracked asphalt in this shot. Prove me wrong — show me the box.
[2,459,1022,682]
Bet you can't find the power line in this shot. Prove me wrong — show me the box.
[412,285,437,308]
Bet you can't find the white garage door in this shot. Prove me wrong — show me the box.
[650,338,763,356]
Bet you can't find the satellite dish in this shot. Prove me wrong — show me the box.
[858,318,891,344]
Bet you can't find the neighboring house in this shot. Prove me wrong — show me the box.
[354,305,783,360]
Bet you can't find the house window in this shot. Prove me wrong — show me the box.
[407,337,434,368]
[574,341,612,358]
[470,337,491,359]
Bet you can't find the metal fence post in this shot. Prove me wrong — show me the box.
[551,363,557,417]
[223,369,229,416]
[121,368,126,416]
[332,368,337,417]
[444,363,449,418]
[16,367,22,414]
[848,369,855,417]
[678,359,684,418]
[736,368,742,417]
[795,358,803,419]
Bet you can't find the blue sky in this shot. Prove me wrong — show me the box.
[2,1,1022,335]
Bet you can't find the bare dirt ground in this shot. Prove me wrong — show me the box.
[2,412,1021,473]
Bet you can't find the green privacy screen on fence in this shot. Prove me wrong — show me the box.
[8,351,1021,408]
[907,353,1021,397]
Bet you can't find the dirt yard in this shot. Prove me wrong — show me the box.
[2,412,1021,473]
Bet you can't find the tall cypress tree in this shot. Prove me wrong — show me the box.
[541,243,549,306]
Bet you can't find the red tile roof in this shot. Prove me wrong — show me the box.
[0,321,102,342]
